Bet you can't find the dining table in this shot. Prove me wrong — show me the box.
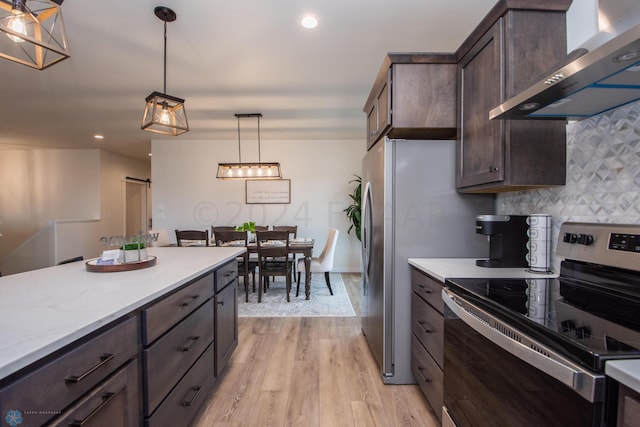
[214,237,315,300]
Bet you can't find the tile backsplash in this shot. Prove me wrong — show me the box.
[497,100,640,270]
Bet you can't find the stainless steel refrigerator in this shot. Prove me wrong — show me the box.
[361,138,493,384]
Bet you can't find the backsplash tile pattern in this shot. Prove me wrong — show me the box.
[497,100,640,270]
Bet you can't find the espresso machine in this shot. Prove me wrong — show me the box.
[475,215,529,268]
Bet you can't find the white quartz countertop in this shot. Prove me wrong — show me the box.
[0,246,244,380]
[408,258,558,282]
[606,360,640,393]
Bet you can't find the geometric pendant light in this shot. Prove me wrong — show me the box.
[0,0,70,70]
[216,113,282,179]
[141,6,189,136]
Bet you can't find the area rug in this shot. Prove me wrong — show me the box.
[237,273,356,317]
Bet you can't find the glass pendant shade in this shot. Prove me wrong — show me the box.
[216,162,282,179]
[0,0,70,70]
[141,91,189,136]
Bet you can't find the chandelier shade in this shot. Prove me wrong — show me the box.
[141,91,189,136]
[217,162,282,179]
[0,0,70,70]
[141,6,188,136]
[217,113,282,180]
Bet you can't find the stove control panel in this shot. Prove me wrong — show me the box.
[609,233,640,253]
[557,222,640,272]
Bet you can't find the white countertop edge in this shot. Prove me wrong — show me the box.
[0,247,244,379]
[606,360,640,393]
[408,258,558,282]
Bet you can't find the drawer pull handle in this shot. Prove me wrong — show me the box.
[417,366,432,383]
[417,284,433,294]
[418,321,432,333]
[65,354,115,383]
[217,300,224,306]
[180,295,200,307]
[181,336,200,352]
[182,386,203,407]
[224,271,234,277]
[69,392,118,426]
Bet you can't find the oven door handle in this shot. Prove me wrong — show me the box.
[442,289,602,403]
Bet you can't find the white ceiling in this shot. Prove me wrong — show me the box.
[0,0,498,162]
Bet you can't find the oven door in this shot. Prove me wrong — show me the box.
[442,289,605,427]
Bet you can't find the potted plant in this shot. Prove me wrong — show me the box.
[344,175,361,241]
[236,221,257,241]
[120,239,147,263]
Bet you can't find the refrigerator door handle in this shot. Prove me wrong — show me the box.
[361,181,372,286]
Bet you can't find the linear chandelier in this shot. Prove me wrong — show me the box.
[217,113,282,180]
[0,0,70,70]
[141,6,188,136]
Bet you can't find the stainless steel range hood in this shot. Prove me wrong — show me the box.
[490,23,640,121]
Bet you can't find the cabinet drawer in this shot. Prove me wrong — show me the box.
[144,299,214,415]
[0,316,138,426]
[50,360,139,427]
[143,272,214,345]
[412,294,444,368]
[411,335,443,423]
[146,342,215,427]
[215,260,238,292]
[411,268,444,313]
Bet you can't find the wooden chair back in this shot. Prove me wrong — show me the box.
[211,226,236,236]
[272,225,297,239]
[175,229,209,246]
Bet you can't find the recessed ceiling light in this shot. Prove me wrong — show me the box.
[94,134,104,140]
[301,14,318,29]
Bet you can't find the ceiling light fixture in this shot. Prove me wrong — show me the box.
[217,113,282,180]
[141,6,188,136]
[0,0,70,70]
[300,13,318,29]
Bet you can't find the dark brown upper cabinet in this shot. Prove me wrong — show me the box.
[364,53,458,150]
[455,0,572,193]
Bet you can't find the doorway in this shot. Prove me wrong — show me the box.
[125,178,150,237]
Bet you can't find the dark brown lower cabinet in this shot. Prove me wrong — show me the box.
[410,267,445,422]
[145,343,215,427]
[215,278,238,376]
[50,360,140,427]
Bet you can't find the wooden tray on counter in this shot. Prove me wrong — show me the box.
[86,256,157,273]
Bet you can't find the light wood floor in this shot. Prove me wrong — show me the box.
[193,273,438,427]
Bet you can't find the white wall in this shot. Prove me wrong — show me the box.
[0,149,100,261]
[0,149,151,275]
[151,138,365,272]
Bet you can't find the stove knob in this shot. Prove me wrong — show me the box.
[577,234,594,246]
[560,320,575,332]
[563,233,578,244]
[575,326,591,339]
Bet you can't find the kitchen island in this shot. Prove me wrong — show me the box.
[0,246,244,426]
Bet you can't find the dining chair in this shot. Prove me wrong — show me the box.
[296,228,339,297]
[255,230,293,302]
[211,226,236,236]
[272,225,298,280]
[213,230,254,302]
[254,225,269,231]
[175,229,209,246]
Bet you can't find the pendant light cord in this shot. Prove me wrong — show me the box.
[237,115,242,163]
[163,19,167,94]
[257,115,261,163]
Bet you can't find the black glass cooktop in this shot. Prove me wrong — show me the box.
[445,261,640,372]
